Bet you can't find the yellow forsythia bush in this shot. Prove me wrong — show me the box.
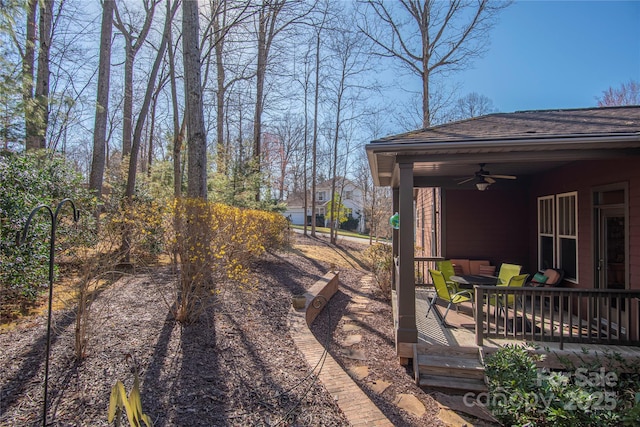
[166,198,289,323]
[103,198,165,263]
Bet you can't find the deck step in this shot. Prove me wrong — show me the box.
[418,374,487,393]
[417,354,485,380]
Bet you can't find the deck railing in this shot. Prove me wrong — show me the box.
[474,286,640,349]
[414,257,444,285]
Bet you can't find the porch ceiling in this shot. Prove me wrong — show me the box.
[366,106,640,188]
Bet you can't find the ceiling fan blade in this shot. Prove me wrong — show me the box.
[485,177,496,184]
[486,174,517,180]
[457,177,475,185]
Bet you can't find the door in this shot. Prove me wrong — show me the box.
[596,206,627,337]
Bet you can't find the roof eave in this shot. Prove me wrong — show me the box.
[365,132,640,187]
[365,132,640,155]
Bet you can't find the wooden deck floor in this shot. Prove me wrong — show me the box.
[414,287,640,366]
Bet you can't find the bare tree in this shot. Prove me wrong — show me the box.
[454,92,496,120]
[113,0,160,156]
[252,0,314,201]
[597,79,640,107]
[124,0,178,201]
[325,11,371,244]
[89,0,115,198]
[207,0,253,175]
[290,39,314,234]
[269,113,304,200]
[310,5,329,237]
[359,0,510,127]
[252,1,286,200]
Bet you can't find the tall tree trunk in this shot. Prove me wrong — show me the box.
[147,92,157,177]
[167,3,182,198]
[329,86,342,245]
[302,73,309,236]
[214,10,226,175]
[178,0,210,324]
[27,0,53,150]
[89,0,115,198]
[311,32,320,237]
[183,0,207,199]
[122,47,134,156]
[252,9,267,201]
[23,0,37,148]
[422,65,430,127]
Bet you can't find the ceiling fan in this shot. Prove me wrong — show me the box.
[457,163,517,189]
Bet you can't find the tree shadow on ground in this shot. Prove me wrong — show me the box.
[0,309,75,421]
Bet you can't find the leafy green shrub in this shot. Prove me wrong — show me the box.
[483,344,640,426]
[364,243,393,298]
[0,151,94,316]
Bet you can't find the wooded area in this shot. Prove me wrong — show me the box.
[0,0,512,227]
[0,0,525,315]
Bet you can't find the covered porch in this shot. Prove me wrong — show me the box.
[366,106,640,363]
[410,284,640,391]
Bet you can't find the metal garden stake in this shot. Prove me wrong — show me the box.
[18,198,79,427]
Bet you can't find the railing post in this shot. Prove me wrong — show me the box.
[475,285,483,347]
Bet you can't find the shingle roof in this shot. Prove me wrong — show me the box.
[371,106,640,145]
[366,106,640,187]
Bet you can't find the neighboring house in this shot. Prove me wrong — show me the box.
[283,177,366,233]
[366,106,640,361]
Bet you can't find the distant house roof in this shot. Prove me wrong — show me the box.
[366,106,640,187]
[315,177,359,190]
[283,191,308,209]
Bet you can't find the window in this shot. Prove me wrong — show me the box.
[538,196,554,270]
[345,190,353,200]
[557,192,577,281]
[537,192,578,281]
[317,191,326,201]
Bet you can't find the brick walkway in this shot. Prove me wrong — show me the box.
[289,274,393,427]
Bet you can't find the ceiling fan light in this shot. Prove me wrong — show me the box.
[476,181,491,191]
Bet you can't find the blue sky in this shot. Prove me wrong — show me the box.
[454,0,640,113]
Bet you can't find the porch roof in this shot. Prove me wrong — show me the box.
[366,106,640,187]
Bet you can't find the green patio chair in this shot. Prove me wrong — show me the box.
[436,260,457,290]
[488,273,530,317]
[496,263,522,286]
[426,269,474,326]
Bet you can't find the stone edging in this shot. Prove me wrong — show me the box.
[288,271,393,426]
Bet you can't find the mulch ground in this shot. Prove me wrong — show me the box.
[0,233,447,426]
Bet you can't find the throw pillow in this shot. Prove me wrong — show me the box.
[453,264,464,275]
[532,272,548,284]
[479,265,496,276]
